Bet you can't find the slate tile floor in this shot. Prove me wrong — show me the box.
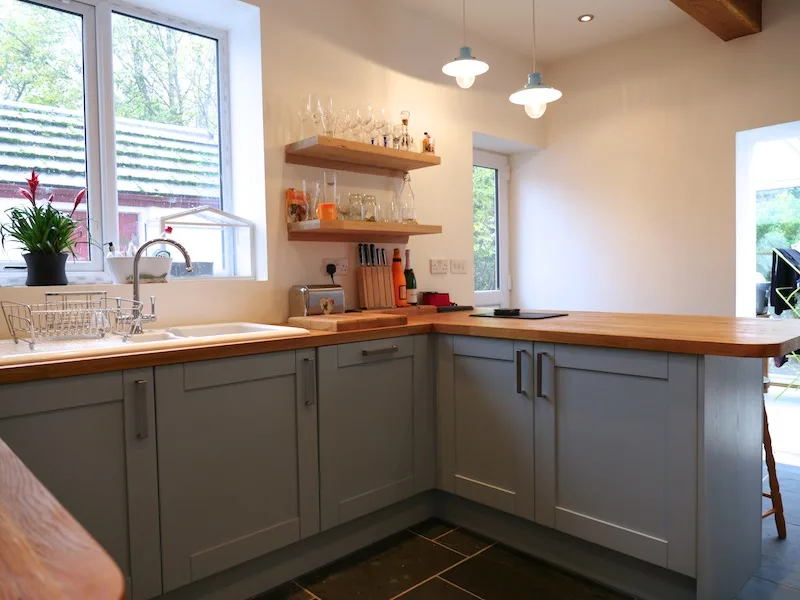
[254,520,633,600]
[256,393,800,600]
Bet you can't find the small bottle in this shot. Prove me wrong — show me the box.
[392,248,408,307]
[105,242,119,258]
[404,249,418,305]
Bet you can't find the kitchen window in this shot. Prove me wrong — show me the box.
[0,0,237,278]
[473,149,509,307]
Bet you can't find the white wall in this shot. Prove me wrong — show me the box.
[0,0,543,337]
[511,0,800,316]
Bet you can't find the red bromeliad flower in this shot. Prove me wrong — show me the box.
[164,226,173,235]
[70,189,87,218]
[18,169,40,206]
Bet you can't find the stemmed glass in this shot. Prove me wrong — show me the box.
[372,108,388,146]
[305,93,321,135]
[356,104,373,143]
[337,107,353,140]
[318,96,337,137]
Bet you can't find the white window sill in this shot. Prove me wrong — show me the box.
[0,271,256,288]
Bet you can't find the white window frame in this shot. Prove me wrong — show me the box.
[473,149,510,308]
[1,0,234,277]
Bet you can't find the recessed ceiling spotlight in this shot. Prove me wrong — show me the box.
[578,14,594,22]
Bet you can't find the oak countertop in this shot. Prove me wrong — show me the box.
[1,311,799,385]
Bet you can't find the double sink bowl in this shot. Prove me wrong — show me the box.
[125,322,310,344]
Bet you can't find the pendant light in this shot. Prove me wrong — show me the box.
[442,0,489,89]
[510,0,561,118]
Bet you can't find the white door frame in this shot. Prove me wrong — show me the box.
[473,149,510,307]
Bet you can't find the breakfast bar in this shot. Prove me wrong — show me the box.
[1,312,799,600]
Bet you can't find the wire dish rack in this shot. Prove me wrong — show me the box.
[1,292,143,349]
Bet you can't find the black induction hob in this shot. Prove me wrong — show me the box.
[470,309,569,320]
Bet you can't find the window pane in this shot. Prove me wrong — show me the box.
[756,186,800,282]
[473,165,499,292]
[0,0,91,261]
[112,12,222,269]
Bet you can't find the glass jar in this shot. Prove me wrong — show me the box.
[398,173,416,224]
[347,193,363,220]
[362,194,379,222]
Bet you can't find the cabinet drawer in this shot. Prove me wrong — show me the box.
[337,336,414,368]
[183,351,296,390]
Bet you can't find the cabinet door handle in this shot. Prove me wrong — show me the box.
[516,349,528,395]
[362,345,399,357]
[134,380,149,440]
[536,352,548,400]
[304,356,316,406]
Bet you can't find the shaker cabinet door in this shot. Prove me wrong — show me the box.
[437,336,535,521]
[0,370,163,600]
[534,344,698,577]
[317,335,435,530]
[155,349,320,592]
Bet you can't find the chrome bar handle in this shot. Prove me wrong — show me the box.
[516,349,528,395]
[134,380,149,439]
[304,356,316,407]
[536,352,548,400]
[362,346,399,357]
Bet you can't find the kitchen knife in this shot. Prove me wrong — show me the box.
[369,244,376,266]
[381,248,387,266]
[357,244,363,266]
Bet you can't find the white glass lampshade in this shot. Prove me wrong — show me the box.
[442,47,489,85]
[525,103,546,119]
[456,75,476,89]
[509,73,562,106]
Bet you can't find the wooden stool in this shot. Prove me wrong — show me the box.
[763,400,787,539]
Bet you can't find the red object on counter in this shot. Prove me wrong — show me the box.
[420,292,451,308]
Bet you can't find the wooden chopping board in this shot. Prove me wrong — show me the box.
[288,313,408,332]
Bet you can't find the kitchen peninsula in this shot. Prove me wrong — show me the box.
[1,311,798,600]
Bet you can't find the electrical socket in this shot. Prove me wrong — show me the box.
[430,259,449,275]
[323,258,349,276]
[450,259,467,275]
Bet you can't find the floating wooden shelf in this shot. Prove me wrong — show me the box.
[285,136,441,178]
[287,220,443,244]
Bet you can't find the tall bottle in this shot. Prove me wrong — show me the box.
[404,249,418,306]
[398,172,416,224]
[392,248,409,307]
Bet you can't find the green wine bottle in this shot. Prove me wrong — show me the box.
[404,249,418,305]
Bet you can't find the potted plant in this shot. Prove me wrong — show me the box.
[0,169,87,286]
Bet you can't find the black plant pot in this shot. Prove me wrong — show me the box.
[23,253,69,286]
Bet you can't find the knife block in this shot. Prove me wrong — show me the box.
[357,266,395,310]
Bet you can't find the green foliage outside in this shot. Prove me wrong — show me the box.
[473,166,498,292]
[0,0,219,131]
[756,187,800,280]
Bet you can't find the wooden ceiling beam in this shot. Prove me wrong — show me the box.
[669,0,762,41]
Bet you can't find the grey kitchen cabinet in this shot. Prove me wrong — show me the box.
[0,370,162,600]
[534,344,698,577]
[437,336,536,520]
[317,335,435,530]
[155,349,320,592]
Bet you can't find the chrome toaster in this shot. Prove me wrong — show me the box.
[289,284,345,317]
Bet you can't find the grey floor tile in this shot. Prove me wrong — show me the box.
[397,577,479,599]
[738,577,800,600]
[441,544,631,600]
[763,522,800,561]
[757,555,800,591]
[252,582,312,600]
[297,531,462,600]
[409,518,457,540]
[436,529,493,557]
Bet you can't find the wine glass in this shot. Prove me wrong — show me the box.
[356,104,373,143]
[318,96,337,137]
[371,108,387,146]
[337,107,353,139]
[305,93,321,135]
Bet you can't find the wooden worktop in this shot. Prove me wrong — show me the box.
[1,311,799,385]
[0,439,125,600]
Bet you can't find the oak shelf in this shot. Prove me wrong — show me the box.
[285,136,441,178]
[287,220,443,244]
